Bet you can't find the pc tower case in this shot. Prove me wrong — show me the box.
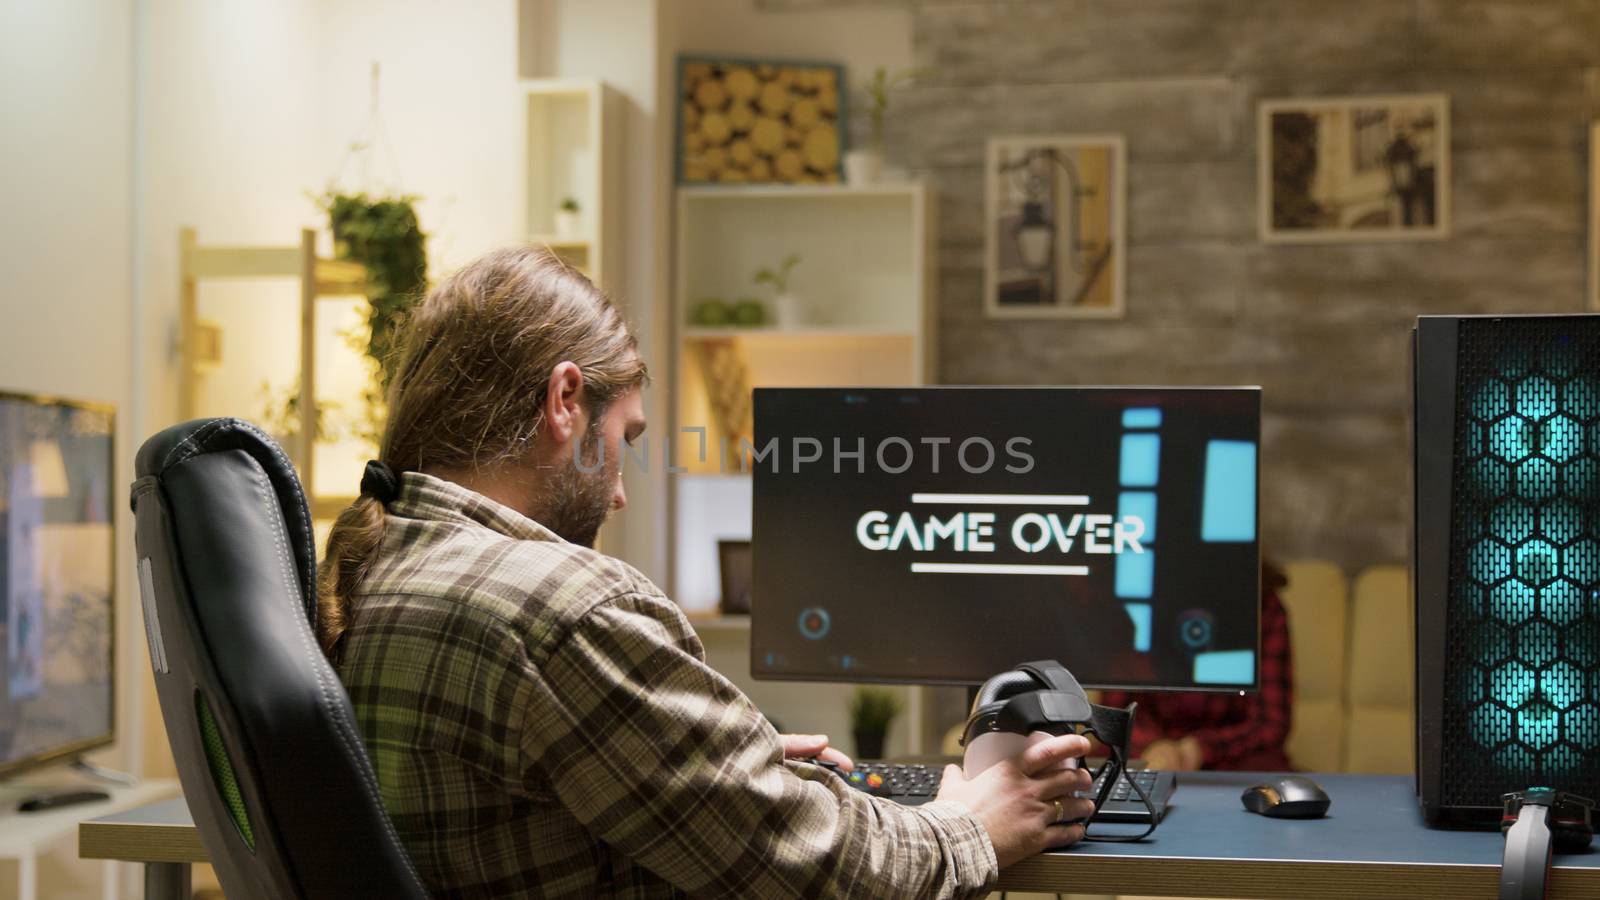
[1415,315,1600,827]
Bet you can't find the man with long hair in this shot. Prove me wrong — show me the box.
[317,246,1092,898]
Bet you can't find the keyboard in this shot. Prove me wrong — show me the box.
[1084,767,1177,824]
[844,761,1176,823]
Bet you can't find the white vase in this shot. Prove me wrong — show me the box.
[554,210,581,238]
[773,293,806,328]
[844,149,883,186]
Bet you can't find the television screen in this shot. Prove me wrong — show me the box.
[0,392,114,776]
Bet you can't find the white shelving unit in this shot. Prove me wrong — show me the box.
[671,182,937,756]
[520,79,622,291]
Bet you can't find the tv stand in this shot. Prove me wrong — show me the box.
[0,775,179,900]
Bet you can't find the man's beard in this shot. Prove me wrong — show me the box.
[534,426,615,548]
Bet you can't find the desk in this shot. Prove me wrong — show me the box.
[0,776,179,900]
[79,774,1600,900]
[78,798,203,900]
[1000,772,1600,898]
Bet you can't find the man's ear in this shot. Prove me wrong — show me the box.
[544,362,585,443]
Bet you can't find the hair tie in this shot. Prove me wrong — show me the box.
[360,459,401,504]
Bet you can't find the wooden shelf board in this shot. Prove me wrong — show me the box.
[678,182,925,201]
[683,327,916,340]
[185,245,301,279]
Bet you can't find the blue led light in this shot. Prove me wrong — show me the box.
[1115,550,1154,599]
[1517,703,1560,750]
[1472,704,1514,747]
[1563,458,1598,499]
[1118,491,1157,543]
[1519,621,1560,669]
[1470,538,1512,584]
[1119,434,1160,487]
[1563,539,1600,584]
[1542,580,1584,626]
[1490,662,1536,709]
[1201,440,1256,543]
[1564,377,1600,420]
[1489,416,1535,463]
[1542,415,1583,463]
[1489,500,1535,546]
[1541,500,1583,546]
[1516,375,1559,421]
[1122,407,1162,429]
[1542,662,1584,710]
[1193,650,1254,685]
[1515,540,1558,586]
[1489,581,1536,624]
[1517,457,1559,503]
[1570,706,1600,750]
[1123,603,1152,652]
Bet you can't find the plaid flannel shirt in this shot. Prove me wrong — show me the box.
[336,472,998,899]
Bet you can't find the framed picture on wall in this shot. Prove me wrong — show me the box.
[1259,93,1450,243]
[676,56,846,185]
[984,135,1126,319]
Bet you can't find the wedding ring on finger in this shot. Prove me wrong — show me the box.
[1052,798,1064,823]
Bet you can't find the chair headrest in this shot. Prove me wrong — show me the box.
[134,418,318,625]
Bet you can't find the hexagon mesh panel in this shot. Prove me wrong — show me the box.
[1444,319,1600,807]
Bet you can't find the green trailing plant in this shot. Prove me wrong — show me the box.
[754,254,802,295]
[258,378,342,444]
[865,67,923,152]
[849,686,903,737]
[560,196,580,213]
[319,191,428,442]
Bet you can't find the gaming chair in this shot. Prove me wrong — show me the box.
[130,418,428,899]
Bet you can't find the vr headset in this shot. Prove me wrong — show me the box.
[959,659,1157,841]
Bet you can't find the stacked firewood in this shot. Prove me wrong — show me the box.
[680,60,842,184]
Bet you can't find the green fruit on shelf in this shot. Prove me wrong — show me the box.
[732,298,766,326]
[691,298,731,326]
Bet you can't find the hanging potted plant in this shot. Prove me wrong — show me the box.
[318,191,429,446]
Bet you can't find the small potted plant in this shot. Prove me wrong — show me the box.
[849,686,902,760]
[847,67,919,186]
[754,253,803,327]
[555,196,581,238]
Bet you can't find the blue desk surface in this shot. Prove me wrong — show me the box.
[1000,772,1599,898]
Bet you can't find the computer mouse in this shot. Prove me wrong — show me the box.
[1241,775,1330,819]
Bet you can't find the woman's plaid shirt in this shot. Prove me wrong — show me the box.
[335,473,999,898]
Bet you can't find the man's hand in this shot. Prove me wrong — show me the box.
[935,733,1096,868]
[782,733,854,772]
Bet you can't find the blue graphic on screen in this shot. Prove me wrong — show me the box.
[1460,350,1600,774]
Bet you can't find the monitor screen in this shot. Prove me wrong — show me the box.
[751,387,1260,690]
[0,393,115,777]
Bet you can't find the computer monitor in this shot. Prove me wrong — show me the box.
[750,387,1261,690]
[0,391,115,778]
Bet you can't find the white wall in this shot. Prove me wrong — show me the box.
[0,3,137,894]
[669,0,912,94]
[521,0,672,586]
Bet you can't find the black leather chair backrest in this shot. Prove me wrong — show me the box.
[131,418,428,899]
